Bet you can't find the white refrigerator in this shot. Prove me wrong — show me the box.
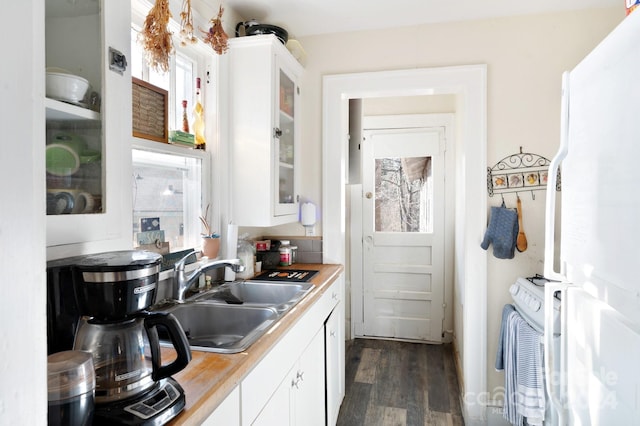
[543,10,640,425]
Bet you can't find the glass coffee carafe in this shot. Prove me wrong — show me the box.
[73,311,189,403]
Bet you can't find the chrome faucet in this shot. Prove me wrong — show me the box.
[173,250,245,301]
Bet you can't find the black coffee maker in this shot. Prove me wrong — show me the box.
[47,250,191,425]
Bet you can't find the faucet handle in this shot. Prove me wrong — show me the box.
[174,250,197,272]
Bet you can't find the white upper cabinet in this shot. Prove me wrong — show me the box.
[224,35,303,227]
[45,0,132,255]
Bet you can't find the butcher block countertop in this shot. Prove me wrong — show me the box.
[167,263,344,425]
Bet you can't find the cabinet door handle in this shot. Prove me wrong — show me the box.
[274,128,282,138]
[296,370,305,381]
[332,292,338,300]
[292,378,300,389]
[330,330,336,338]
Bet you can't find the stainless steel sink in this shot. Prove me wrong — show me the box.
[191,280,314,313]
[155,280,314,353]
[157,302,278,353]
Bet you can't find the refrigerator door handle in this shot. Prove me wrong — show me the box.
[544,71,570,281]
[544,282,572,426]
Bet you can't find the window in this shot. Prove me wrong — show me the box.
[130,28,196,132]
[132,149,202,252]
[130,0,216,253]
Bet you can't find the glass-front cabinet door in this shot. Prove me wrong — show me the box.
[228,35,303,227]
[273,63,299,217]
[45,0,131,249]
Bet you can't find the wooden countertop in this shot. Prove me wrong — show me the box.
[167,263,344,425]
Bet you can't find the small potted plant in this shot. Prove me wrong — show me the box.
[199,205,219,258]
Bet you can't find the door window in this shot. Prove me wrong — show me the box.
[374,156,433,233]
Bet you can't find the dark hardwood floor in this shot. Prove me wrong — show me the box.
[337,339,464,426]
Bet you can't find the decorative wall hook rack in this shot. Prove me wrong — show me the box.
[487,147,561,200]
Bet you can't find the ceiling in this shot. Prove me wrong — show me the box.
[220,0,620,38]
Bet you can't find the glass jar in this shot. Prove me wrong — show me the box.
[236,238,255,279]
[279,240,292,266]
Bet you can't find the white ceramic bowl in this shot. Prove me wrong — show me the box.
[46,72,90,104]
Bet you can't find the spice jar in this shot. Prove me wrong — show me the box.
[279,240,292,266]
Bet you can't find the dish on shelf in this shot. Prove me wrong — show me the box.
[46,71,90,104]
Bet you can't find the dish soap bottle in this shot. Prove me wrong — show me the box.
[193,77,206,150]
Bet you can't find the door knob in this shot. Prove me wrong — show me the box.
[365,192,373,199]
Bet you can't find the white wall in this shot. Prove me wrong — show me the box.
[0,0,47,423]
[297,7,622,408]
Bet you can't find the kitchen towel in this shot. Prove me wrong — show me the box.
[480,206,519,259]
[497,308,545,426]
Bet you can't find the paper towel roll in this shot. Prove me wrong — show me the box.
[301,202,316,226]
[224,223,238,281]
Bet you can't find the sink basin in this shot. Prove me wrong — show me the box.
[155,280,314,353]
[158,302,278,353]
[191,280,314,313]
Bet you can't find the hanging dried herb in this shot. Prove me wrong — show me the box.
[140,0,173,73]
[179,0,197,46]
[202,6,229,55]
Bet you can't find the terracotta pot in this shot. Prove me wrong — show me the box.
[202,237,220,258]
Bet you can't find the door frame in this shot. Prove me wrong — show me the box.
[322,65,487,424]
[351,114,455,343]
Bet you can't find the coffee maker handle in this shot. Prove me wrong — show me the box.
[143,312,192,381]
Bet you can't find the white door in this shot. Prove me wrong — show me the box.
[361,127,446,341]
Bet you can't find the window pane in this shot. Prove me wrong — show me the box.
[132,149,202,252]
[374,156,432,233]
[174,54,194,131]
[130,28,143,79]
[149,68,170,91]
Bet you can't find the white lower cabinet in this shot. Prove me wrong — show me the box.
[252,375,291,426]
[203,386,240,425]
[291,328,326,425]
[254,329,324,426]
[325,303,345,426]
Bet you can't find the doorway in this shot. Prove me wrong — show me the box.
[322,65,488,423]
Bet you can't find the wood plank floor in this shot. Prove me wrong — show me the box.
[337,339,464,426]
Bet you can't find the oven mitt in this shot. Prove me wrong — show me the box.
[480,206,519,259]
